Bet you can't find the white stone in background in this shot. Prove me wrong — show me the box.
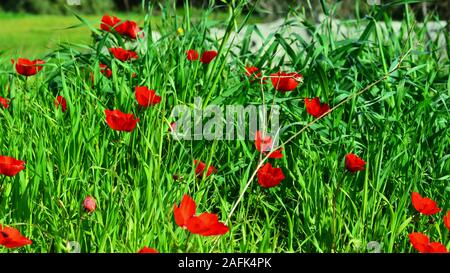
[66,0,81,6]
[120,17,448,61]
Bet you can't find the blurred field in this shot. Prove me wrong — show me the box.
[0,13,142,57]
[0,10,259,57]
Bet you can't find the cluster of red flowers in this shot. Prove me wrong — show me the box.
[185,49,218,64]
[0,155,32,248]
[103,86,161,132]
[254,131,285,188]
[101,15,141,39]
[242,67,330,118]
[408,192,450,253]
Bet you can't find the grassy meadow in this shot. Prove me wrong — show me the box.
[0,0,449,253]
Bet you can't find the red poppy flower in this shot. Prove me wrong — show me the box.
[304,97,330,118]
[12,58,45,77]
[100,14,121,32]
[101,15,140,39]
[99,63,112,78]
[105,109,140,132]
[83,195,96,213]
[186,213,229,236]
[122,20,140,39]
[254,131,283,159]
[345,153,366,172]
[54,96,67,112]
[134,86,161,107]
[0,225,32,249]
[245,66,261,77]
[426,242,449,253]
[257,163,285,188]
[0,97,10,109]
[200,50,217,64]
[138,247,158,253]
[441,210,450,232]
[270,72,303,92]
[186,49,199,61]
[173,194,196,228]
[194,160,217,178]
[411,192,441,215]
[245,66,266,83]
[0,156,25,177]
[109,48,138,62]
[409,232,429,253]
[409,232,448,253]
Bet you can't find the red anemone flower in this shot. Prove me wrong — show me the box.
[134,86,161,107]
[109,48,138,62]
[444,211,450,232]
[194,160,217,178]
[100,15,121,32]
[186,213,229,236]
[83,195,96,213]
[270,72,302,92]
[245,66,266,83]
[173,194,228,236]
[99,63,112,78]
[200,50,217,64]
[344,153,366,172]
[173,194,196,228]
[0,156,25,177]
[12,58,45,76]
[121,20,140,39]
[245,66,261,77]
[411,192,441,215]
[304,97,330,118]
[257,163,285,188]
[186,49,199,61]
[105,109,140,132]
[254,131,283,159]
[0,97,10,109]
[138,247,158,253]
[0,225,32,249]
[409,232,448,253]
[54,96,67,112]
[101,15,140,39]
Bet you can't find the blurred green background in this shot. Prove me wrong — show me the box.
[0,0,448,56]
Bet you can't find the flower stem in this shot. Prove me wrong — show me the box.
[184,232,191,252]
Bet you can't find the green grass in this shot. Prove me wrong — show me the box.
[0,0,449,253]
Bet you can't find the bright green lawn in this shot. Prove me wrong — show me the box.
[0,13,121,56]
[0,9,257,57]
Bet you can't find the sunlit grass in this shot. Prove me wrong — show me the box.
[0,1,449,253]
